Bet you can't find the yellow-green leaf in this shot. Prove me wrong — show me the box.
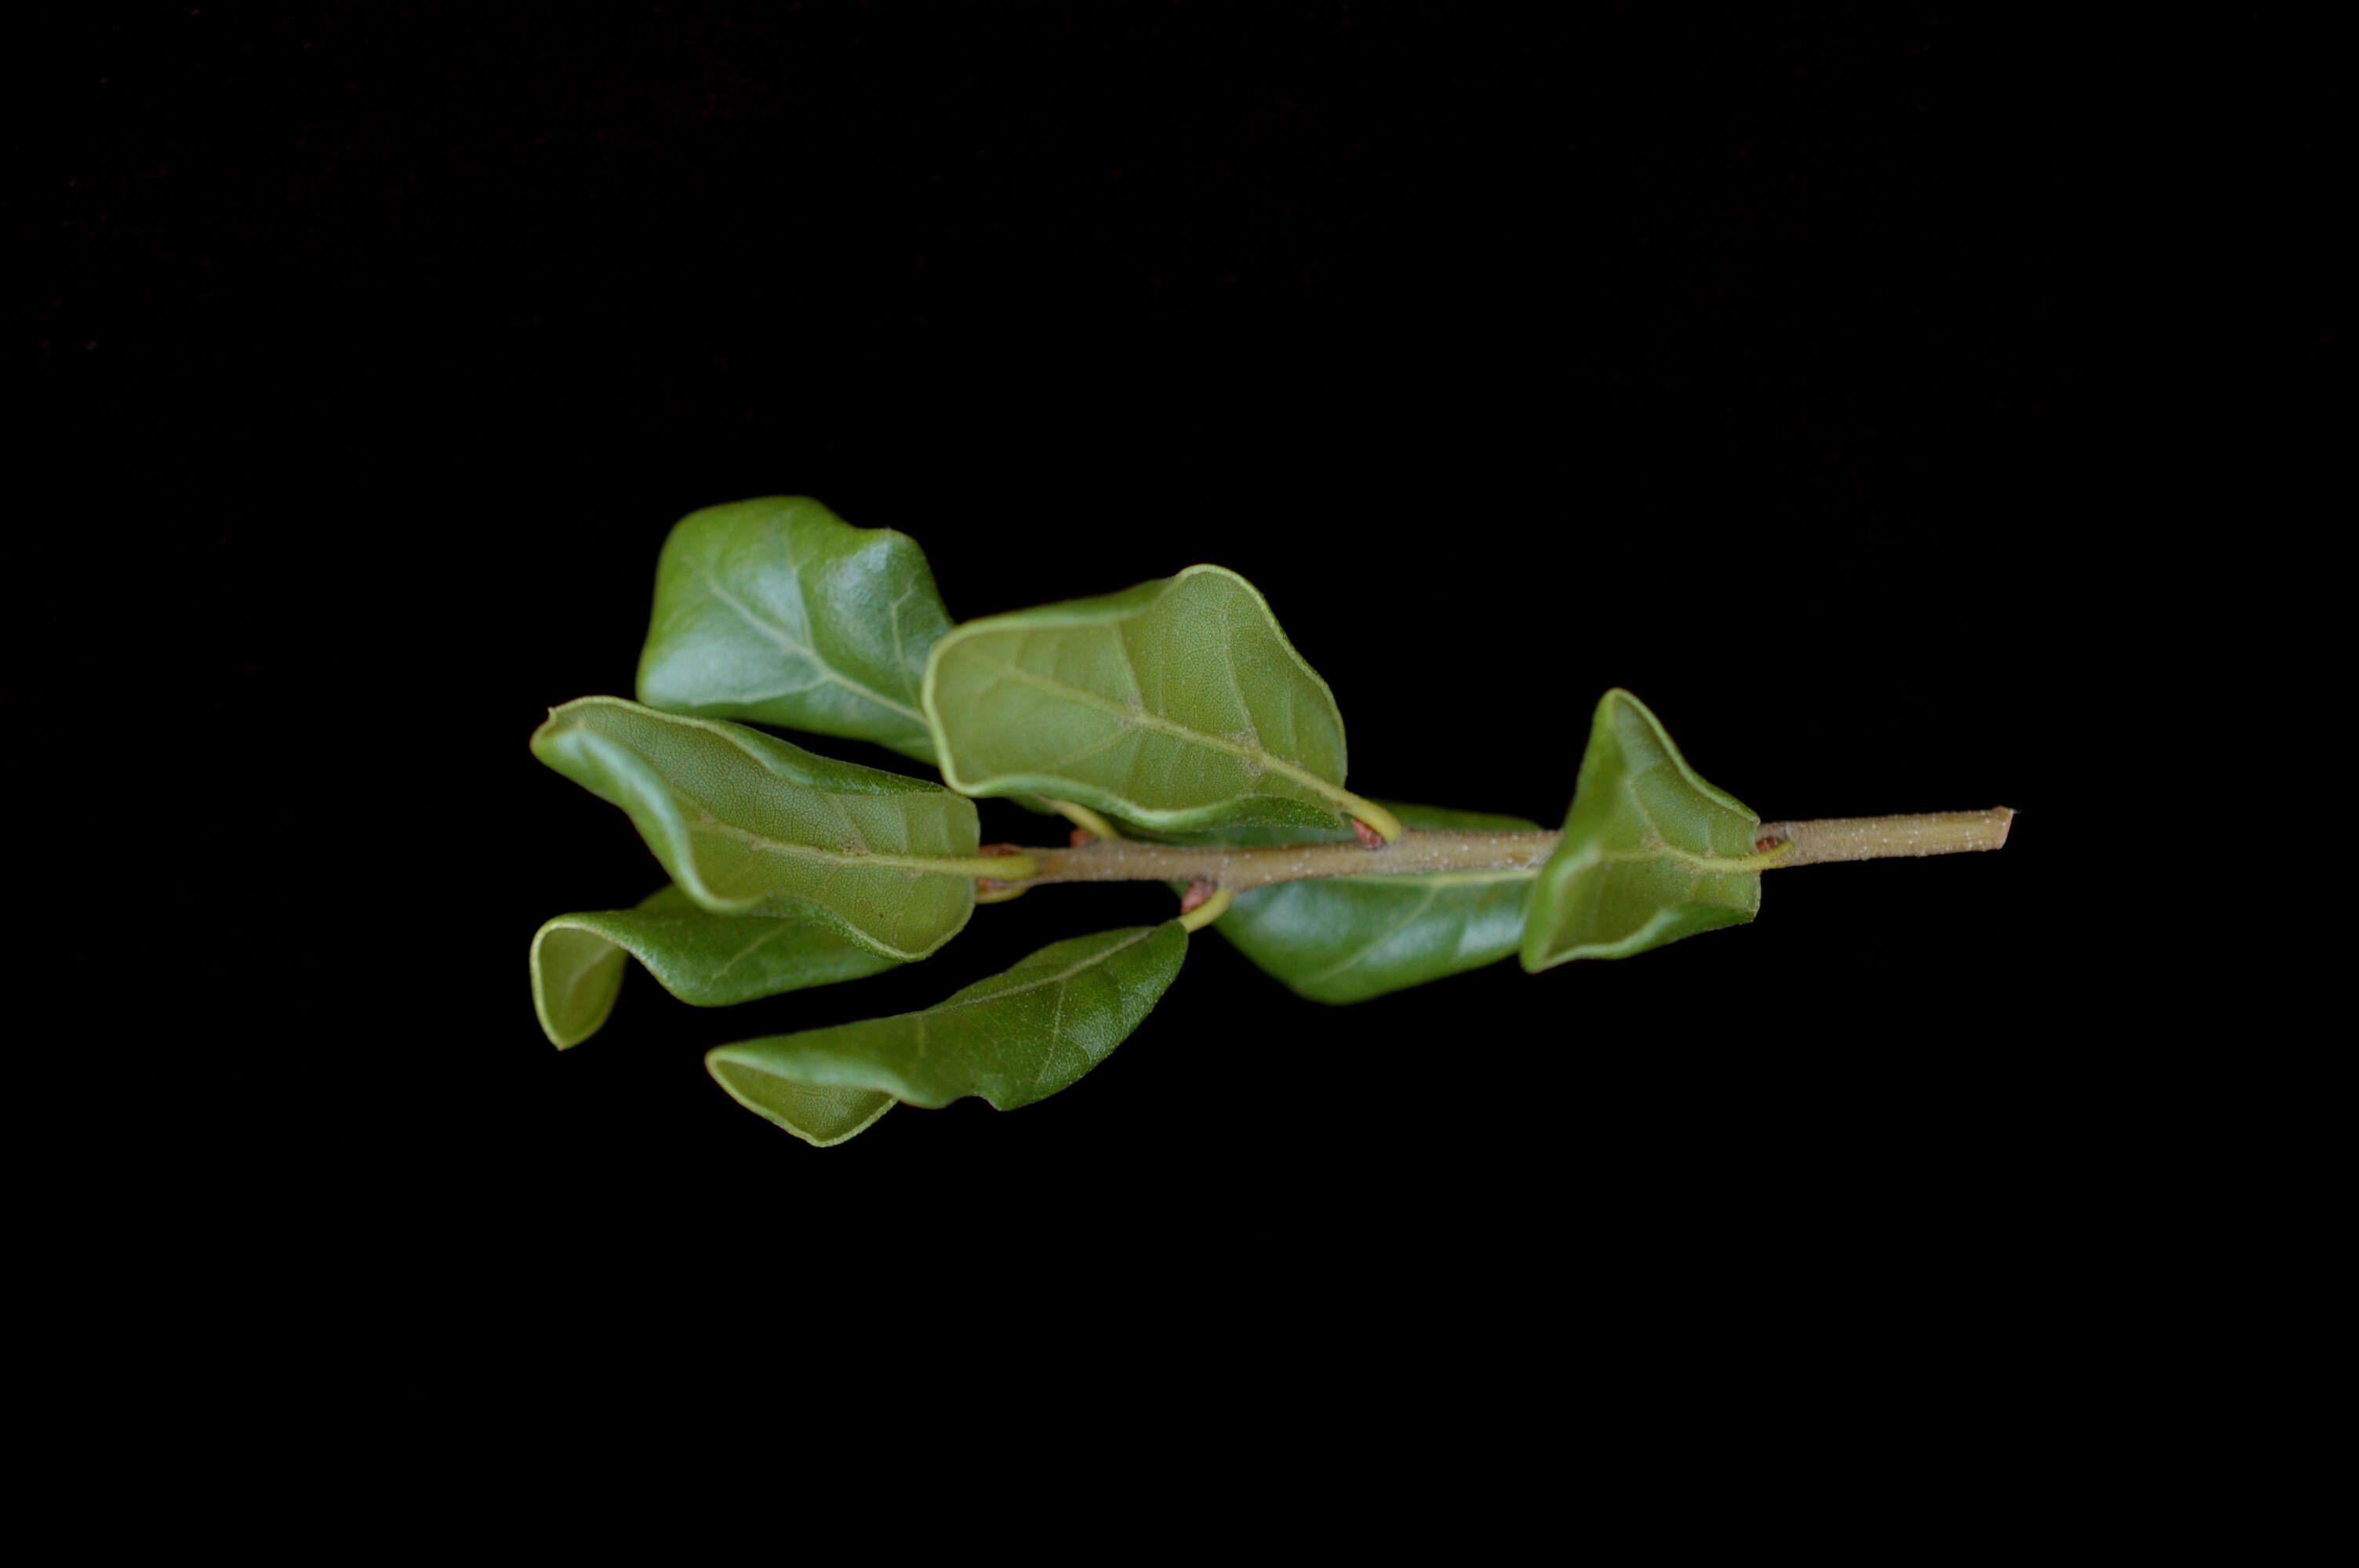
[921,566,1379,834]
[707,921,1189,1144]
[1521,689,1767,967]
[529,884,901,1049]
[530,697,983,960]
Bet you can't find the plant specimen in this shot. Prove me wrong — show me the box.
[531,498,2012,1147]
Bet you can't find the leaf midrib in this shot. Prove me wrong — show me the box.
[962,655,1345,806]
[926,927,1158,1016]
[687,810,975,878]
[1568,767,1759,877]
[1554,844,1765,877]
[1287,875,1528,987]
[696,568,925,727]
[665,772,976,882]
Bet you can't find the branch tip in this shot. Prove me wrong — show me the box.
[1753,808,2014,867]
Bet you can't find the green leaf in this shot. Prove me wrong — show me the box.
[1521,689,1765,968]
[636,497,951,764]
[1208,802,1545,1004]
[922,565,1372,834]
[529,884,903,1050]
[530,697,983,960]
[707,921,1189,1142]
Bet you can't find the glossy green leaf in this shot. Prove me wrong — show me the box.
[529,884,902,1050]
[1209,802,1544,1004]
[636,496,951,763]
[922,566,1367,834]
[530,697,981,960]
[707,921,1189,1142]
[1521,689,1765,968]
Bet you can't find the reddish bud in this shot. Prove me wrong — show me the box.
[1352,817,1384,849]
[1179,878,1216,915]
[1069,829,1098,848]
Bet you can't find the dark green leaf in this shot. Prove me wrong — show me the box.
[1209,802,1544,1004]
[1521,689,1765,967]
[529,884,902,1050]
[636,497,951,763]
[707,921,1189,1142]
[923,566,1383,834]
[531,697,982,960]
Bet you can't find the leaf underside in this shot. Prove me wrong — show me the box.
[923,565,1354,833]
[530,696,980,960]
[1521,688,1762,968]
[635,496,952,764]
[1199,802,1544,1004]
[719,1080,900,1148]
[707,921,1189,1145]
[530,884,903,1050]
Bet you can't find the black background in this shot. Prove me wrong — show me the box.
[26,5,2099,1410]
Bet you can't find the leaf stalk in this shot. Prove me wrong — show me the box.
[1040,799,1122,842]
[1334,794,1404,843]
[1178,886,1236,931]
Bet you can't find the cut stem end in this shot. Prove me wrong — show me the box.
[1754,808,2014,868]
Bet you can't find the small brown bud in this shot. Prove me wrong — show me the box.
[1179,878,1216,914]
[1069,829,1098,848]
[1352,817,1384,849]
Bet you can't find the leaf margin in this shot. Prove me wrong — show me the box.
[704,919,1190,1138]
[529,884,905,1051]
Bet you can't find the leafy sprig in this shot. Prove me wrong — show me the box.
[532,497,2012,1147]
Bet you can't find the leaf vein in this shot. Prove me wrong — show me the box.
[965,656,1342,802]
[696,569,925,725]
[1296,884,1446,985]
[927,928,1158,1017]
